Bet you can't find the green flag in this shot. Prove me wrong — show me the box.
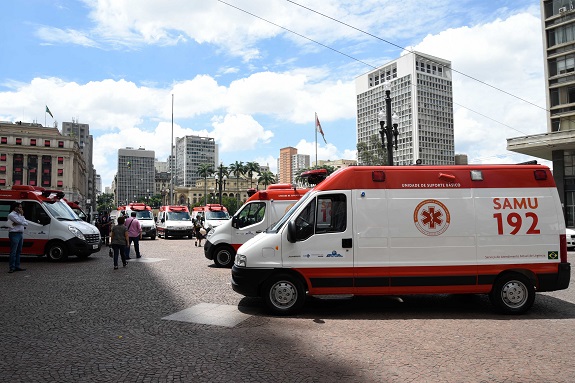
[46,105,54,118]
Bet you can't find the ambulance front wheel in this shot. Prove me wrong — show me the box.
[263,274,305,315]
[46,241,69,261]
[489,273,535,314]
[214,245,235,268]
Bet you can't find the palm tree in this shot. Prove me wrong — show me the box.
[245,161,260,188]
[229,161,245,206]
[197,163,214,205]
[257,171,276,188]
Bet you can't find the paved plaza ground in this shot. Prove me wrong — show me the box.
[1,238,575,382]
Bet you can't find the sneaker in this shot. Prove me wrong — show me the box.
[14,268,26,272]
[8,269,14,273]
[114,266,118,270]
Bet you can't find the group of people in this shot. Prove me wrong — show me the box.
[98,211,142,270]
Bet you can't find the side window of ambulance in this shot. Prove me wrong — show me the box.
[0,201,12,221]
[237,202,266,228]
[295,198,317,241]
[22,201,47,224]
[316,194,347,234]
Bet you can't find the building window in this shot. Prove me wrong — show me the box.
[0,166,5,174]
[0,179,5,186]
[44,140,50,147]
[0,154,5,161]
[1,137,7,144]
[58,141,64,148]
[57,169,63,176]
[57,180,63,187]
[58,157,63,164]
[16,138,22,145]
[30,139,36,146]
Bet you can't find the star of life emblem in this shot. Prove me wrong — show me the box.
[413,199,450,236]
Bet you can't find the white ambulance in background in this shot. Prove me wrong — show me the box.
[0,185,101,261]
[156,205,194,239]
[232,165,571,315]
[204,184,309,268]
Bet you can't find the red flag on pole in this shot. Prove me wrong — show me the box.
[316,113,326,144]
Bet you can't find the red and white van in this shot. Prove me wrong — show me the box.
[156,205,194,239]
[117,203,156,240]
[191,204,230,233]
[232,165,571,315]
[0,185,101,261]
[204,184,309,268]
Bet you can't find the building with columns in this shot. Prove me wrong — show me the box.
[0,121,87,203]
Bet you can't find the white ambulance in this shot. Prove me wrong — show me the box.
[204,184,308,268]
[232,165,571,315]
[156,205,194,239]
[0,185,101,261]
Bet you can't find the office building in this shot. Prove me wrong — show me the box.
[278,147,298,184]
[356,51,455,165]
[507,1,575,226]
[174,136,217,187]
[116,147,155,205]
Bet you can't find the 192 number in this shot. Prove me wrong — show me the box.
[493,212,540,235]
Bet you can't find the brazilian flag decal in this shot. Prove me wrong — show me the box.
[548,251,558,260]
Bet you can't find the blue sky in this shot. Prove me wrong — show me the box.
[0,0,547,188]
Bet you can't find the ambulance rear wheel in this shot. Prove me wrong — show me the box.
[263,274,305,315]
[489,273,535,314]
[214,246,235,268]
[46,242,68,261]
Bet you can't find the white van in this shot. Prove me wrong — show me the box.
[156,205,194,239]
[204,184,308,267]
[232,165,571,315]
[0,186,101,261]
[120,203,157,240]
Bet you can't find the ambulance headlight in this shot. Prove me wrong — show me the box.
[206,229,215,239]
[68,226,86,241]
[235,254,247,267]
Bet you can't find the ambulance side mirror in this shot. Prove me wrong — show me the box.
[287,220,296,243]
[231,216,239,229]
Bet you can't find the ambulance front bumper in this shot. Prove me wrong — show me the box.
[231,265,276,297]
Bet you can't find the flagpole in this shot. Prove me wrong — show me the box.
[170,94,174,205]
[315,112,318,166]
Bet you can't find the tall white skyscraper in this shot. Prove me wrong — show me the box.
[175,135,217,187]
[356,51,455,165]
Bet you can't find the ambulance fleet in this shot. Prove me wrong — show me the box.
[231,165,571,315]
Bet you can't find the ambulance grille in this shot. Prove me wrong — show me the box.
[85,234,100,245]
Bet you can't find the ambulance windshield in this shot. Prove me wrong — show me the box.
[267,191,312,233]
[44,200,80,221]
[167,211,191,221]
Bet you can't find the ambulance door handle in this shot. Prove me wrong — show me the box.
[342,238,352,248]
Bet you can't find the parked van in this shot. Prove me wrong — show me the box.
[118,203,157,240]
[192,204,230,233]
[0,185,101,261]
[156,205,194,239]
[205,184,309,267]
[232,165,571,315]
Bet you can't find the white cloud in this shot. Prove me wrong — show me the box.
[210,114,274,152]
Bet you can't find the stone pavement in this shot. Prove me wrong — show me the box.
[1,239,575,383]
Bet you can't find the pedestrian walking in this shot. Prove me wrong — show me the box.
[98,211,112,246]
[8,202,28,273]
[194,218,206,247]
[124,211,142,259]
[110,216,128,270]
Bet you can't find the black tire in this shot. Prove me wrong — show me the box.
[263,274,306,315]
[151,235,156,240]
[46,241,68,261]
[489,273,535,314]
[213,245,235,268]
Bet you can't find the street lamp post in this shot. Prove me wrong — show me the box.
[214,164,227,205]
[378,81,400,166]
